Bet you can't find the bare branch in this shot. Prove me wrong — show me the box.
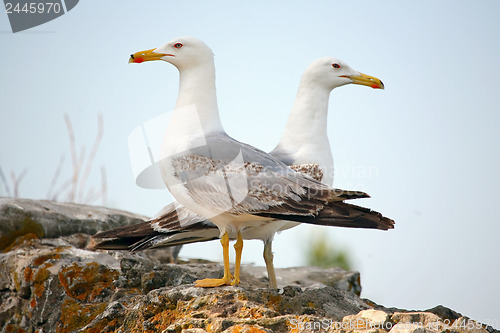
[11,169,27,198]
[83,185,96,204]
[0,165,11,196]
[46,154,65,199]
[78,113,104,203]
[54,113,107,205]
[74,145,86,201]
[51,178,73,201]
[100,166,107,206]
[64,114,78,202]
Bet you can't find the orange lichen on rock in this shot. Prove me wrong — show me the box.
[0,217,44,252]
[4,324,27,333]
[264,294,282,311]
[146,309,179,332]
[24,267,33,282]
[58,262,118,302]
[2,232,39,253]
[247,307,266,319]
[245,326,268,333]
[32,252,61,266]
[57,298,107,333]
[21,252,61,308]
[33,264,52,297]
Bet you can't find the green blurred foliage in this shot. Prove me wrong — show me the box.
[304,231,352,271]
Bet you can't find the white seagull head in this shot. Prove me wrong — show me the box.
[303,57,384,90]
[129,36,214,70]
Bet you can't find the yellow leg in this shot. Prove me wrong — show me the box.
[263,239,278,288]
[231,231,243,285]
[195,232,232,287]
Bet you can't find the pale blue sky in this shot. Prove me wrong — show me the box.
[1,0,499,327]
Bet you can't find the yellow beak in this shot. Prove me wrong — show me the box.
[343,72,384,89]
[128,48,171,64]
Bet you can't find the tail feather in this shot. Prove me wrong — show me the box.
[130,234,218,251]
[93,220,155,239]
[91,237,146,250]
[92,222,219,252]
[332,189,370,201]
[257,201,394,230]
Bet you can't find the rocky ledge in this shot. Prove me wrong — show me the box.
[0,198,497,333]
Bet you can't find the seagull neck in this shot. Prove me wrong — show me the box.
[175,65,223,133]
[280,82,331,146]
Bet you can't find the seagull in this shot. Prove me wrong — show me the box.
[95,37,392,288]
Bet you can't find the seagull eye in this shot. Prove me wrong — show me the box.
[332,63,341,69]
[174,43,183,49]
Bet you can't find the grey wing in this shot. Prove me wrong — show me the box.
[169,134,334,217]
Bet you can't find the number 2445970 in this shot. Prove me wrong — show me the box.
[5,2,62,14]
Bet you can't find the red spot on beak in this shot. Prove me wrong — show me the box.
[134,57,144,63]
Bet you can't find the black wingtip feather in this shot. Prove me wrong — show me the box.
[256,201,394,230]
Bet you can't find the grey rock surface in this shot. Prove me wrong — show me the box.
[0,199,496,333]
[0,233,371,332]
[244,265,362,294]
[0,197,148,250]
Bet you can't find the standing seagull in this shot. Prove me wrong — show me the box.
[96,38,393,286]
